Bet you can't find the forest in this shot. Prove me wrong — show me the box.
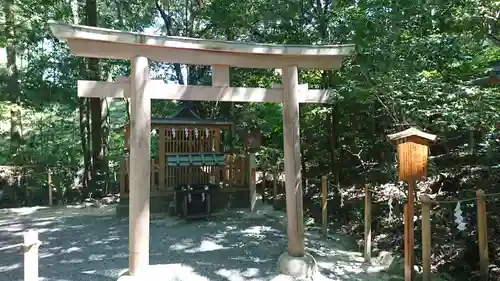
[0,0,499,280]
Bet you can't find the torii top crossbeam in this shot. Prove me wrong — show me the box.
[49,20,354,70]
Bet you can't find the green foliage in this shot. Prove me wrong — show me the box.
[0,0,499,276]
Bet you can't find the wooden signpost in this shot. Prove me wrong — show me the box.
[387,127,437,281]
[244,127,262,153]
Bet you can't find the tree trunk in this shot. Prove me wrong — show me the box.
[4,0,23,163]
[71,0,90,193]
[85,0,104,196]
[102,98,111,195]
[155,0,185,85]
[79,97,90,191]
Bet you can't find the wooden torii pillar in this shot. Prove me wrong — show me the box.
[49,20,354,280]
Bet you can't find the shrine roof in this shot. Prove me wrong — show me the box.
[387,127,438,142]
[118,106,233,130]
[151,105,233,126]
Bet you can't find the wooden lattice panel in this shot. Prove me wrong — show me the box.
[397,136,429,181]
[160,126,222,189]
[223,155,248,186]
[162,125,221,154]
[120,124,250,198]
[245,127,261,152]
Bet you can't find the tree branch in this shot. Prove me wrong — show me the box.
[155,0,184,84]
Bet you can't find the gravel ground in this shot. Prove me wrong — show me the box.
[0,205,397,281]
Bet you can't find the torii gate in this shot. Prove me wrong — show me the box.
[49,21,354,280]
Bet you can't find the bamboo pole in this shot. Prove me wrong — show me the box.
[476,189,489,281]
[23,230,40,281]
[420,195,431,281]
[364,184,372,263]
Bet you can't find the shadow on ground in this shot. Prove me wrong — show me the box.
[0,206,394,281]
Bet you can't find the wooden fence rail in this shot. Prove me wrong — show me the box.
[362,188,491,280]
[417,189,489,281]
[266,168,329,237]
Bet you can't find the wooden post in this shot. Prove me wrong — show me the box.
[387,127,437,281]
[47,169,53,206]
[158,128,166,190]
[476,189,489,281]
[364,184,372,263]
[262,165,267,201]
[129,56,151,276]
[23,230,40,281]
[404,203,412,281]
[211,64,230,188]
[406,179,415,280]
[420,195,431,281]
[321,176,328,237]
[272,166,278,207]
[282,66,305,257]
[248,153,257,212]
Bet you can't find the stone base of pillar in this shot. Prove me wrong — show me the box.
[277,251,318,279]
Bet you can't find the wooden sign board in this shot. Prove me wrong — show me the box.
[397,136,429,181]
[245,127,261,152]
[387,127,437,182]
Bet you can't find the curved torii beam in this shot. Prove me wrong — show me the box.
[49,20,355,280]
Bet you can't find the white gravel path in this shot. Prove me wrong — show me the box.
[0,205,398,281]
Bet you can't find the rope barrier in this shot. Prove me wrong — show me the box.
[431,192,500,204]
[269,172,499,207]
[337,185,500,205]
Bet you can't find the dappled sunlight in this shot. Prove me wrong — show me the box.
[239,225,280,238]
[0,206,284,280]
[0,222,25,232]
[89,254,108,261]
[215,267,262,281]
[60,258,86,264]
[170,239,229,253]
[0,204,397,280]
[146,264,210,281]
[0,263,21,272]
[230,256,274,264]
[1,206,48,216]
[38,252,55,259]
[61,246,82,253]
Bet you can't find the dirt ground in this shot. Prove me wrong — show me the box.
[0,203,399,281]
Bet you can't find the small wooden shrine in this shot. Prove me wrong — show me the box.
[117,105,251,214]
